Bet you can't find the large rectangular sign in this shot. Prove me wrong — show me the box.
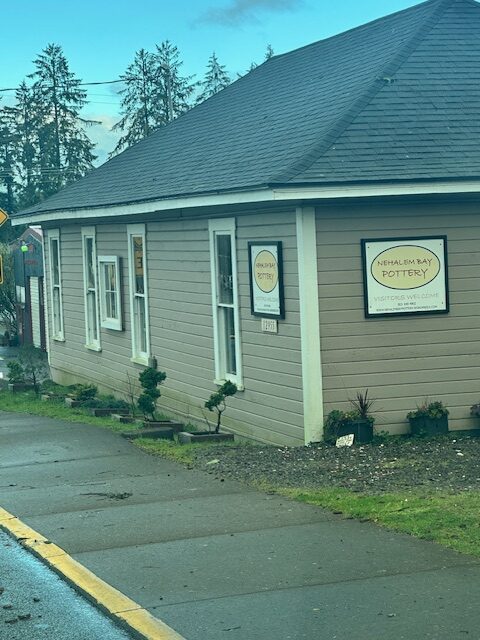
[361,236,448,317]
[248,241,285,318]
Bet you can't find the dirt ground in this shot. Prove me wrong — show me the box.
[190,433,480,494]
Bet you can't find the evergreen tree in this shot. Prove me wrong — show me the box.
[196,52,231,104]
[154,40,196,123]
[29,43,96,198]
[111,49,160,156]
[265,44,274,60]
[12,82,42,208]
[0,104,18,214]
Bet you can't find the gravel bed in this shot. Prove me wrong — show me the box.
[189,434,480,494]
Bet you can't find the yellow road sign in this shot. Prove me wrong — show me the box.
[0,209,8,227]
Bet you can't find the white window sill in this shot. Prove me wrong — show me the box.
[52,336,65,342]
[101,320,122,331]
[85,344,102,352]
[130,356,149,366]
[214,378,244,391]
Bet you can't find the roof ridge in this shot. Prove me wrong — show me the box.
[269,0,456,185]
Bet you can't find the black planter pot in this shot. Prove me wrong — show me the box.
[338,419,373,444]
[409,415,448,437]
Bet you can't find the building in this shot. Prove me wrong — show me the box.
[11,0,480,444]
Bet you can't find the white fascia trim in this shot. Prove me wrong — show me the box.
[296,206,323,445]
[12,180,480,226]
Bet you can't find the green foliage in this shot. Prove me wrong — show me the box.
[70,383,97,402]
[138,367,167,421]
[470,402,480,417]
[7,360,25,383]
[323,391,376,445]
[111,40,197,156]
[0,243,17,336]
[205,381,237,433]
[349,389,375,419]
[8,346,49,393]
[407,400,449,420]
[40,380,76,398]
[81,395,130,410]
[196,52,231,104]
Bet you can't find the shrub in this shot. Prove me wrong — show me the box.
[70,384,98,402]
[82,395,130,410]
[7,360,25,383]
[205,381,238,433]
[138,367,167,421]
[407,400,449,420]
[17,346,49,393]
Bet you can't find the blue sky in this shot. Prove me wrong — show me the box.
[3,0,423,161]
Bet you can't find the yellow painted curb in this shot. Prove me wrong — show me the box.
[0,507,186,640]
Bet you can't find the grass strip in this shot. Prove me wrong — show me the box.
[279,487,480,558]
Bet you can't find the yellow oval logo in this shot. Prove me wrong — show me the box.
[371,245,440,290]
[254,250,278,293]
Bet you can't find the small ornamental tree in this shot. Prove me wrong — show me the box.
[138,367,166,421]
[205,381,237,433]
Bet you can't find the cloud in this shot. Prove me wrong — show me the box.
[82,112,121,166]
[198,0,304,27]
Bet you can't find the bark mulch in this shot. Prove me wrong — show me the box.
[189,433,480,494]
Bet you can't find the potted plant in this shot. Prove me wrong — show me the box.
[178,381,237,444]
[470,401,480,428]
[7,360,32,393]
[323,390,375,445]
[65,383,98,407]
[407,400,449,436]
[81,394,131,417]
[7,346,49,394]
[122,367,182,440]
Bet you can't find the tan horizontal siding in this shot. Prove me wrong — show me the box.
[317,201,480,435]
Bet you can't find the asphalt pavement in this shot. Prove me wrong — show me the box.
[0,529,133,639]
[0,410,480,639]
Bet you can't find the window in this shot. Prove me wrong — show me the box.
[98,256,122,331]
[81,227,101,350]
[209,218,242,385]
[48,229,64,341]
[127,224,150,362]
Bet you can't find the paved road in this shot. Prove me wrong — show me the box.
[0,410,480,639]
[0,530,132,639]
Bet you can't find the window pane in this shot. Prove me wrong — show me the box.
[86,238,95,289]
[217,235,233,304]
[53,287,61,333]
[221,306,236,375]
[133,237,144,294]
[51,240,60,286]
[134,296,147,354]
[103,262,118,320]
[87,290,98,343]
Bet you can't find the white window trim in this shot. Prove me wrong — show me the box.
[81,226,101,351]
[208,218,243,387]
[48,229,64,341]
[98,255,122,331]
[127,223,150,364]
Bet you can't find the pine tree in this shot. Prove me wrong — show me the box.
[196,52,231,104]
[265,44,274,60]
[29,43,96,198]
[154,40,196,123]
[12,82,42,208]
[0,105,18,214]
[111,49,160,156]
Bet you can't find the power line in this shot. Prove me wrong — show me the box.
[0,79,124,93]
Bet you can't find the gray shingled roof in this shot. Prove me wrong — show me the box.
[17,0,480,217]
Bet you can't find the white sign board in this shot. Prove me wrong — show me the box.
[336,434,354,448]
[362,236,448,317]
[248,242,285,318]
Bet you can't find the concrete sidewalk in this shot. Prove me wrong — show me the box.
[0,411,480,639]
